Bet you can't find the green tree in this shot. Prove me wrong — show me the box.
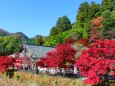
[72,22,76,29]
[0,36,22,55]
[56,17,63,34]
[61,16,72,31]
[101,10,115,31]
[101,0,115,11]
[77,23,89,39]
[35,35,44,45]
[49,27,58,36]
[44,29,77,46]
[56,16,72,34]
[27,38,35,44]
[90,2,101,18]
[76,2,91,28]
[111,10,115,20]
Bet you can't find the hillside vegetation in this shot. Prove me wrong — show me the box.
[0,0,114,55]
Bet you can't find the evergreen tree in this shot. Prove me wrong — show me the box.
[56,17,62,33]
[72,22,76,29]
[90,2,101,18]
[61,16,72,31]
[35,35,44,45]
[50,26,58,36]
[76,2,90,28]
[56,16,72,34]
[111,10,115,20]
[101,0,115,11]
[76,2,91,39]
[101,10,115,31]
[27,38,35,44]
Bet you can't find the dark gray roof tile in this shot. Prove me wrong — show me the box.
[26,44,55,58]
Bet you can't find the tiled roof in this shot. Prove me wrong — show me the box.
[25,44,55,58]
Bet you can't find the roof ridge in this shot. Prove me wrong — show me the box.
[26,44,55,48]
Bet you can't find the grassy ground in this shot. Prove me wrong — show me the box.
[0,73,26,86]
[0,72,114,86]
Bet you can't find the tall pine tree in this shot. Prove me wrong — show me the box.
[90,2,101,18]
[56,16,72,34]
[76,2,90,28]
[101,0,115,11]
[50,27,58,36]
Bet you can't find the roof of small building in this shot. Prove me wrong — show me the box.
[25,44,55,58]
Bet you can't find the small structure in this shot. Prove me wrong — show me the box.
[22,44,55,72]
[11,44,55,72]
[23,44,55,61]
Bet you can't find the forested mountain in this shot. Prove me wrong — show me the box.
[0,28,28,40]
[0,28,46,46]
[10,32,28,40]
[0,28,10,36]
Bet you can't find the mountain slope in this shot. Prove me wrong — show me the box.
[0,28,10,36]
[0,28,28,40]
[10,32,28,40]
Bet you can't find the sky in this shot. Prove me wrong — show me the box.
[0,0,102,38]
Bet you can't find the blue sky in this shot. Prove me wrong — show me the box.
[0,0,102,38]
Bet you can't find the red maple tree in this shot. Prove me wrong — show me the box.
[14,54,31,69]
[36,44,77,68]
[0,55,15,72]
[76,39,115,85]
[36,57,48,67]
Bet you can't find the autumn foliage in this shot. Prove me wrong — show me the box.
[14,53,31,69]
[36,57,48,67]
[77,38,89,46]
[0,55,15,72]
[89,16,104,43]
[76,39,115,85]
[64,38,74,44]
[36,44,77,68]
[0,52,31,72]
[90,16,103,29]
